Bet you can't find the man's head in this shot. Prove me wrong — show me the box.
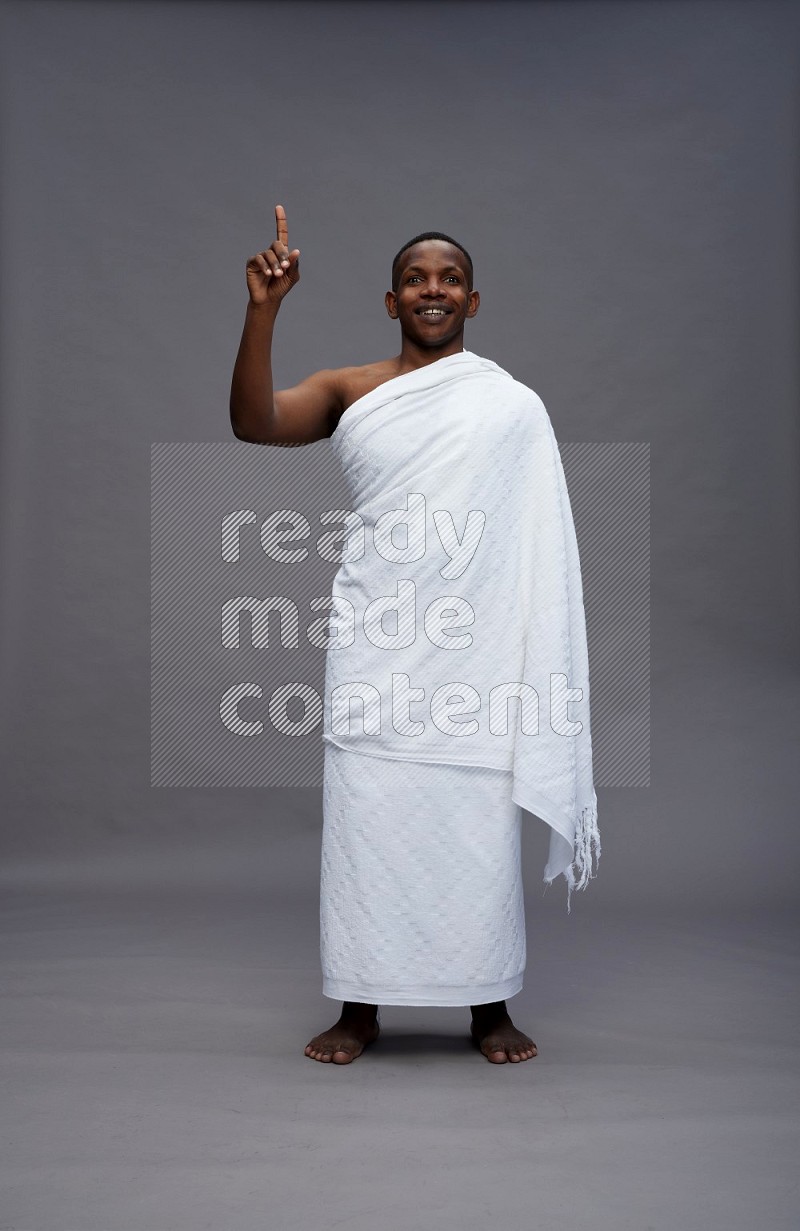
[386,234,479,349]
[391,231,473,294]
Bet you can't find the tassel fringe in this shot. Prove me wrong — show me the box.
[564,803,601,914]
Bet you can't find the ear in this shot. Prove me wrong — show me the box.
[385,290,398,319]
[466,290,480,318]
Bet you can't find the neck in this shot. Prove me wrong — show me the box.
[394,332,466,375]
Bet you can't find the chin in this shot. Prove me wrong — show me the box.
[415,328,460,346]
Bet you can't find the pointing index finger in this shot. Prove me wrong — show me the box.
[275,204,288,248]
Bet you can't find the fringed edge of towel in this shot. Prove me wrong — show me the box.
[565,801,601,913]
[544,802,602,914]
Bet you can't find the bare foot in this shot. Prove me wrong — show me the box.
[470,1004,537,1064]
[304,1004,380,1064]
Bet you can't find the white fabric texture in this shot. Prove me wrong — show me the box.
[320,740,526,1006]
[323,349,600,908]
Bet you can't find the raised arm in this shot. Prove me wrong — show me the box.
[229,205,343,445]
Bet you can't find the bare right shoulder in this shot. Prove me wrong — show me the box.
[260,367,345,446]
[264,359,399,446]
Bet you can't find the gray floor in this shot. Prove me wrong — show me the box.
[1,849,797,1231]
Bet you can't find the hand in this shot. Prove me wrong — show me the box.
[245,204,301,306]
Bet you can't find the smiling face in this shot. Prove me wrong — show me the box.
[385,240,479,350]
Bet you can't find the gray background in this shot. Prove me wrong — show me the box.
[1,2,798,1229]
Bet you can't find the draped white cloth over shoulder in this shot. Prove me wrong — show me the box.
[323,349,600,910]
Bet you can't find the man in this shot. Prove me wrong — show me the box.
[230,206,598,1065]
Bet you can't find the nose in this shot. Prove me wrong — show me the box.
[420,279,445,297]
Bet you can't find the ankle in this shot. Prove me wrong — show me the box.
[470,1000,510,1023]
[339,1001,379,1024]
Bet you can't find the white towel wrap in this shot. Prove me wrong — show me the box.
[323,349,600,911]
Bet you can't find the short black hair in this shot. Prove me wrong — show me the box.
[391,231,474,293]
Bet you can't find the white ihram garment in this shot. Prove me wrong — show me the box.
[321,742,526,1006]
[318,350,600,1005]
